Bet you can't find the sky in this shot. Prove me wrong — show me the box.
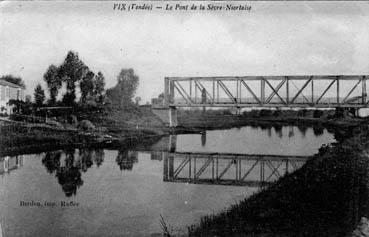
[1,1,369,103]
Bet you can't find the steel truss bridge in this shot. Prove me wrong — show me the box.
[163,152,308,187]
[164,75,369,108]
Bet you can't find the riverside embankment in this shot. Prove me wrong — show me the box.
[1,107,366,156]
[177,109,367,130]
[188,125,369,236]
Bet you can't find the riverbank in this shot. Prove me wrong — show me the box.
[188,125,369,236]
[177,109,366,130]
[1,107,366,157]
[0,117,165,157]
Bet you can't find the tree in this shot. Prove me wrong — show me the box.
[34,84,45,107]
[25,95,32,103]
[94,72,105,104]
[58,51,88,106]
[106,68,139,109]
[43,64,62,105]
[8,99,25,114]
[158,93,165,104]
[80,70,95,104]
[135,96,141,105]
[0,75,25,88]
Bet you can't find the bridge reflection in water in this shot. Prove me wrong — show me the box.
[163,152,309,187]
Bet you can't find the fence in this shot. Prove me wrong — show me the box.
[10,114,46,124]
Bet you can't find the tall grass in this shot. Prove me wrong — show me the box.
[160,214,173,237]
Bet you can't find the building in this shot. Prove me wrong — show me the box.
[0,156,23,175]
[0,79,25,114]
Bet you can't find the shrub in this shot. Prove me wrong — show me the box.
[46,120,64,129]
[273,110,282,117]
[68,115,78,126]
[313,110,324,118]
[221,110,232,115]
[259,109,272,117]
[297,109,308,117]
[78,120,95,131]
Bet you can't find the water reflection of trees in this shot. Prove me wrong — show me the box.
[273,125,283,138]
[116,150,138,171]
[288,126,294,138]
[56,149,83,197]
[42,151,61,174]
[297,125,308,137]
[41,148,105,197]
[313,126,324,136]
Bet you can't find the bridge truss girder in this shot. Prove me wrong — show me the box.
[163,152,308,186]
[164,75,369,108]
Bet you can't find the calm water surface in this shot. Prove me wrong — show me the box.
[0,126,335,236]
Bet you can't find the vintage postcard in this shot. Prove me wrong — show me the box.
[1,1,369,236]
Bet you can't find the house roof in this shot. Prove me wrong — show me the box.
[0,79,25,89]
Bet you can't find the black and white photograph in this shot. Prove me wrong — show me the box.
[1,1,369,236]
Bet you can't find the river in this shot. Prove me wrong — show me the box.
[0,125,336,236]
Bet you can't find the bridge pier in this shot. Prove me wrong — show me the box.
[151,107,178,127]
[151,77,178,127]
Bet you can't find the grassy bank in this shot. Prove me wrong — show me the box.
[188,125,369,236]
[0,118,164,157]
[177,109,366,130]
[0,125,164,158]
[2,106,365,156]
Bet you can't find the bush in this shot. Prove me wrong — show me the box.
[78,120,95,131]
[313,110,323,118]
[273,110,282,117]
[297,109,308,117]
[243,110,259,117]
[221,110,232,115]
[68,115,78,126]
[259,109,272,117]
[46,120,64,129]
[10,114,24,122]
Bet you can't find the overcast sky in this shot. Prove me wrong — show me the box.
[1,1,369,103]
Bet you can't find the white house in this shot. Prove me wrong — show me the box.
[0,79,25,114]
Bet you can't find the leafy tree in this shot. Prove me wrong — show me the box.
[80,70,95,104]
[106,68,139,109]
[43,64,62,105]
[0,75,25,88]
[158,93,165,104]
[25,95,32,103]
[34,84,45,107]
[58,51,88,106]
[94,72,105,104]
[8,99,25,114]
[93,149,104,167]
[135,96,141,105]
[8,97,33,115]
[115,150,138,171]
